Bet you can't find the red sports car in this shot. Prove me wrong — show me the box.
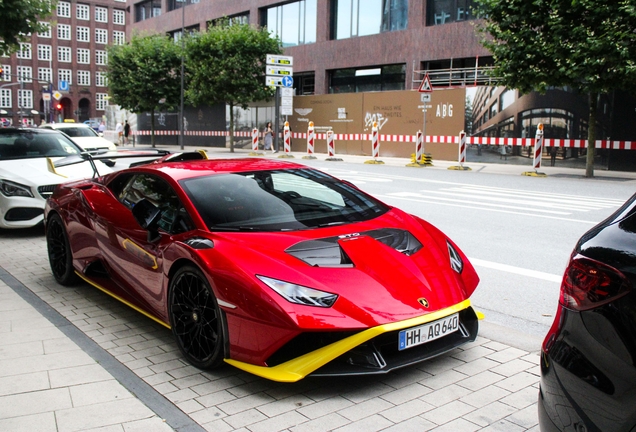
[45,155,481,382]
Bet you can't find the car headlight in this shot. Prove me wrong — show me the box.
[257,275,338,307]
[447,240,463,274]
[0,179,34,198]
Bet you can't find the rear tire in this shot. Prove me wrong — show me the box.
[168,265,224,369]
[46,213,78,286]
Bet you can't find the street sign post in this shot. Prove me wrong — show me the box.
[266,54,293,66]
[59,80,69,92]
[266,65,293,76]
[266,54,294,152]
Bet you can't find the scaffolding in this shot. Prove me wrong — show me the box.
[412,59,497,90]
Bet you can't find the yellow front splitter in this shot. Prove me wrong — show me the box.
[226,299,483,382]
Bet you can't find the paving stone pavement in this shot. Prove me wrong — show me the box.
[0,149,553,431]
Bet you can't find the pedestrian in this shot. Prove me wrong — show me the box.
[263,122,273,152]
[124,120,131,145]
[115,121,123,146]
[550,146,557,166]
[98,121,106,135]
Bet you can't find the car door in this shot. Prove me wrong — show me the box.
[99,173,195,318]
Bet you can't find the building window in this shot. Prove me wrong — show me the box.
[17,43,32,59]
[135,0,162,22]
[294,72,315,95]
[38,22,51,38]
[37,44,52,61]
[95,50,107,65]
[113,9,126,25]
[17,66,33,83]
[58,24,71,40]
[96,93,108,110]
[264,0,317,47]
[95,6,108,23]
[209,13,249,28]
[77,4,90,20]
[59,69,72,85]
[113,31,125,45]
[77,26,90,42]
[332,0,407,39]
[18,89,33,109]
[77,48,90,64]
[96,71,107,87]
[427,0,476,26]
[95,28,108,44]
[1,89,12,108]
[168,0,198,12]
[38,67,52,84]
[77,70,91,86]
[329,64,405,93]
[1,65,11,82]
[57,1,71,18]
[58,46,71,63]
[498,89,515,112]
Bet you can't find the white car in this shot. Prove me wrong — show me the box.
[40,122,117,152]
[0,128,112,229]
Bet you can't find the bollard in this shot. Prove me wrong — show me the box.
[522,123,547,176]
[447,130,470,170]
[249,127,263,156]
[303,121,317,159]
[325,131,342,161]
[365,122,384,164]
[278,121,294,158]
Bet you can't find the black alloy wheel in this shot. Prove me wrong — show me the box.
[46,213,78,286]
[168,265,224,369]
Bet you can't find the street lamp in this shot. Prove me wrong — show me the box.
[179,0,185,150]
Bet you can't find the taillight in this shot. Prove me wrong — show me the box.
[560,255,631,311]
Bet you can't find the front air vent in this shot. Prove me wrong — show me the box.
[286,228,423,267]
[37,184,58,199]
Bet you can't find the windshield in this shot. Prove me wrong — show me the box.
[0,131,82,160]
[181,168,389,231]
[58,127,99,138]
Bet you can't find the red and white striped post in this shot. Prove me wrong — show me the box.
[372,122,380,159]
[252,128,259,152]
[533,123,544,171]
[327,131,335,157]
[458,130,467,168]
[306,121,315,156]
[283,121,291,154]
[415,130,423,163]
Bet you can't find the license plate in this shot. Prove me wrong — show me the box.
[398,313,459,351]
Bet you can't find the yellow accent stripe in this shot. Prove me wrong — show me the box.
[76,271,170,329]
[46,157,67,178]
[197,149,209,160]
[476,310,485,320]
[225,299,473,382]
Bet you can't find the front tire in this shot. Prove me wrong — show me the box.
[168,265,224,369]
[46,213,78,286]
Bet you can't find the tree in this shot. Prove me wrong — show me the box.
[474,0,636,177]
[0,0,53,56]
[106,35,182,147]
[186,22,282,152]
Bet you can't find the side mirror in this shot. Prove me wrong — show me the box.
[132,198,162,242]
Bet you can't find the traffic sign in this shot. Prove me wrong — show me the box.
[53,91,62,100]
[281,76,293,87]
[281,106,293,116]
[281,87,294,97]
[266,65,293,76]
[266,54,293,66]
[420,93,431,102]
[418,73,433,93]
[43,93,51,101]
[59,80,69,92]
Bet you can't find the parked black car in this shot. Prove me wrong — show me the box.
[539,193,636,431]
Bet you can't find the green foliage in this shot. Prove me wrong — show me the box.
[106,34,182,114]
[185,22,282,109]
[0,0,53,56]
[474,0,636,95]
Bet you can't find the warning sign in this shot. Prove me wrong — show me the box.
[418,73,433,93]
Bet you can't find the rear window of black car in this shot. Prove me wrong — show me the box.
[180,168,389,232]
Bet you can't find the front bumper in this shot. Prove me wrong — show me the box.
[225,299,480,382]
[0,194,46,229]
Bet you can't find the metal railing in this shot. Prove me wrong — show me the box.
[412,65,498,89]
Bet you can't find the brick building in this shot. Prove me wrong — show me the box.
[0,0,127,126]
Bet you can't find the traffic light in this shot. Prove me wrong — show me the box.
[0,66,4,78]
[56,103,62,111]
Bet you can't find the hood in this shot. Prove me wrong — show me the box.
[202,208,477,328]
[70,137,116,150]
[0,158,110,186]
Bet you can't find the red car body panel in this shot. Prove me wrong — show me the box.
[45,158,480,376]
